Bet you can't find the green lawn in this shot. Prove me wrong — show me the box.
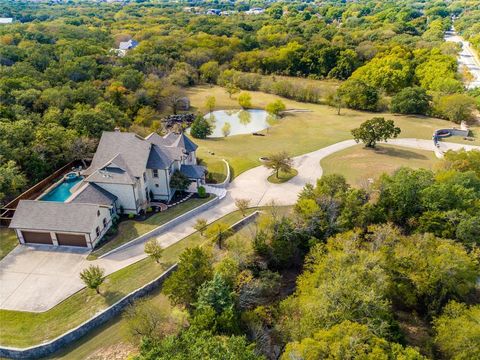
[187,85,479,179]
[200,157,229,184]
[267,168,298,184]
[88,195,214,259]
[0,228,17,260]
[0,209,255,349]
[321,144,440,186]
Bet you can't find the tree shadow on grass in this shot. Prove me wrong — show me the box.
[371,146,429,160]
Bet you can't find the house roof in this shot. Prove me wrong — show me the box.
[10,200,102,233]
[84,132,151,178]
[68,183,117,206]
[147,145,175,169]
[180,164,206,179]
[118,39,138,50]
[147,132,198,153]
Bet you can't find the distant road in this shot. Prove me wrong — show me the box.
[445,29,480,89]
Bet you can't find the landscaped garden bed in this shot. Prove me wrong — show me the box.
[267,169,298,184]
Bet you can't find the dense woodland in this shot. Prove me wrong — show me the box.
[133,149,480,360]
[1,0,480,204]
[0,1,479,359]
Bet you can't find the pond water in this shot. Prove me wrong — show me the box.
[203,109,274,137]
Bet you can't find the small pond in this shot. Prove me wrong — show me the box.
[203,109,275,138]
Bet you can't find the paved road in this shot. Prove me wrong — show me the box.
[445,29,480,89]
[1,139,479,312]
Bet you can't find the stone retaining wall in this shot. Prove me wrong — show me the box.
[0,264,178,360]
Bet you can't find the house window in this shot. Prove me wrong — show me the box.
[155,184,159,188]
[97,210,100,217]
[96,226,100,237]
[103,218,107,227]
[153,169,158,178]
[143,172,146,182]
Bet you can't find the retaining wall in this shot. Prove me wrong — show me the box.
[0,264,178,360]
[206,159,231,189]
[99,195,221,258]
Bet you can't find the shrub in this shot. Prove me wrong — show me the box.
[197,186,207,198]
[128,213,135,219]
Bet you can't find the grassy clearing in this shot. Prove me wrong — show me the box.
[267,168,298,184]
[0,228,17,260]
[88,195,213,259]
[187,86,479,179]
[321,144,440,186]
[0,209,255,349]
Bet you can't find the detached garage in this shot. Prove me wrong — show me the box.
[21,231,53,245]
[9,200,113,249]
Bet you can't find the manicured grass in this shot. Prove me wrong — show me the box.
[0,228,17,260]
[267,168,298,184]
[0,209,254,348]
[321,144,440,186]
[200,157,229,184]
[187,86,479,179]
[88,195,213,259]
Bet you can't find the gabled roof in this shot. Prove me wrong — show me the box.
[68,183,117,206]
[180,164,206,179]
[172,133,198,152]
[84,132,151,179]
[147,145,176,169]
[146,132,198,153]
[10,200,102,233]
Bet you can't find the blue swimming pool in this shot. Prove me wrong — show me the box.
[40,174,84,202]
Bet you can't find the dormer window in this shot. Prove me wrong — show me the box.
[153,169,158,178]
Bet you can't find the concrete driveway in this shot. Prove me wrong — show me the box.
[1,139,478,312]
[0,245,90,312]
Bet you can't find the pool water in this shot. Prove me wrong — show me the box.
[203,109,275,137]
[40,175,84,202]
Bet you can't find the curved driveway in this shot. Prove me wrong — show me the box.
[1,139,479,312]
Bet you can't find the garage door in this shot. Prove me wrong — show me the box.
[56,233,87,247]
[22,231,53,245]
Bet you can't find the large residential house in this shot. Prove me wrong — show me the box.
[9,131,205,249]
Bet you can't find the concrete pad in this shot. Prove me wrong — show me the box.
[0,271,29,306]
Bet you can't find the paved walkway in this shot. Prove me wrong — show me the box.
[1,139,479,311]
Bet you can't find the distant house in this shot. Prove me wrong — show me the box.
[9,131,206,248]
[245,8,265,15]
[206,9,221,16]
[112,39,139,57]
[0,18,13,24]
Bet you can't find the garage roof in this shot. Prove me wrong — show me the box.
[10,200,102,234]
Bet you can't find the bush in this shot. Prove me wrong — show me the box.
[198,186,207,198]
[128,213,135,219]
[435,94,476,123]
[265,100,286,116]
